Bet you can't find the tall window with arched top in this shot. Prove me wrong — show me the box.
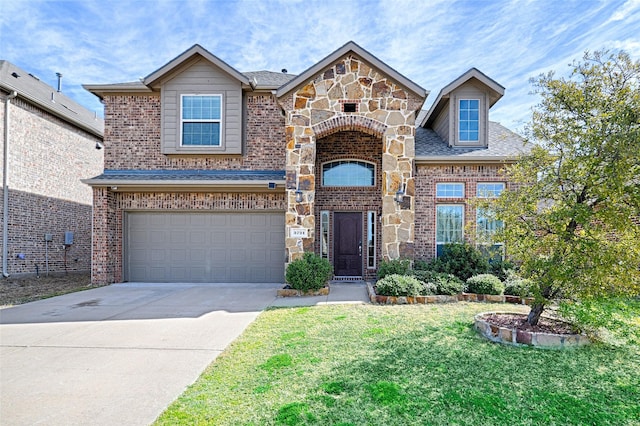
[322,160,375,187]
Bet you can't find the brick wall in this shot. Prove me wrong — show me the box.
[91,190,286,285]
[103,93,285,170]
[314,131,382,280]
[0,96,103,276]
[414,163,509,260]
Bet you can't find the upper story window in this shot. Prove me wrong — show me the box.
[436,183,464,198]
[181,95,222,146]
[458,99,479,142]
[322,160,375,187]
[477,182,504,198]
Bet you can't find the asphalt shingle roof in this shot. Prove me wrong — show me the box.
[416,122,530,159]
[0,60,104,137]
[243,70,297,88]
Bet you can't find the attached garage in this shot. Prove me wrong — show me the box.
[125,212,285,283]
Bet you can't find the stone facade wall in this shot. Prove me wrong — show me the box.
[0,95,102,276]
[281,54,424,264]
[314,131,382,280]
[90,190,286,285]
[103,93,285,170]
[414,163,509,260]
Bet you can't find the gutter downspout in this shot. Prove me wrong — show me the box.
[3,90,18,278]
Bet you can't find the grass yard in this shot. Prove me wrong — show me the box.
[156,303,640,426]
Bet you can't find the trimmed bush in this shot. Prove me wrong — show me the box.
[488,257,516,281]
[503,271,533,297]
[439,243,490,281]
[377,259,411,279]
[375,274,424,297]
[412,270,464,295]
[285,252,333,292]
[466,274,504,295]
[433,273,466,295]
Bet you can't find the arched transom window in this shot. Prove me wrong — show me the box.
[322,160,375,187]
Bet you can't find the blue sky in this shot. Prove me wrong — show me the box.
[1,0,638,132]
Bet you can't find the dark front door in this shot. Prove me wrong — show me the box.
[334,212,362,277]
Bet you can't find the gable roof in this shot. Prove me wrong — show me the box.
[275,41,428,99]
[0,60,103,138]
[421,68,504,128]
[144,44,251,87]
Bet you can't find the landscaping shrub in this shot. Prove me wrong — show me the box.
[488,257,516,281]
[432,273,466,295]
[503,271,533,297]
[375,274,424,297]
[377,258,411,279]
[466,274,504,295]
[285,252,333,292]
[411,270,464,295]
[438,243,490,281]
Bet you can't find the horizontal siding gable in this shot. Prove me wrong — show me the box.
[162,57,243,154]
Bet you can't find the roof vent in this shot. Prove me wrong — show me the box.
[56,72,62,92]
[11,72,19,78]
[281,68,287,73]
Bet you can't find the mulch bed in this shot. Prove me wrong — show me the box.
[481,312,577,334]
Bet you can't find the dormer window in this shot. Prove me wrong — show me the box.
[458,99,479,142]
[181,94,222,146]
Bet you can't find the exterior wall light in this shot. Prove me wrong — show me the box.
[295,189,304,203]
[394,185,405,203]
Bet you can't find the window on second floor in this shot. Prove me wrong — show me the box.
[322,160,375,187]
[181,95,222,146]
[458,99,479,142]
[436,183,465,198]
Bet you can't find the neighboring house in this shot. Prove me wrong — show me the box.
[83,42,526,285]
[0,61,104,277]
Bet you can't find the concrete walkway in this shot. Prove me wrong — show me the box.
[0,282,369,426]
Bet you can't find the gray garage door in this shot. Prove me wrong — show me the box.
[126,212,285,283]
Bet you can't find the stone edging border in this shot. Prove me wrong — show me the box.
[474,312,591,349]
[366,282,535,305]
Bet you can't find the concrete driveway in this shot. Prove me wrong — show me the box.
[0,282,368,426]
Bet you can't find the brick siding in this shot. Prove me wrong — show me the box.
[103,93,285,170]
[414,163,509,260]
[314,131,382,280]
[0,96,102,276]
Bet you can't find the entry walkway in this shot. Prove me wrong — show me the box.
[0,282,368,425]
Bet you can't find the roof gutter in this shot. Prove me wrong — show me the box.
[81,178,286,192]
[3,90,18,278]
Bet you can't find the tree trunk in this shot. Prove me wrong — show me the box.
[527,303,545,326]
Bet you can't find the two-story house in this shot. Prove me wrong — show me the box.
[1,61,104,278]
[84,42,526,285]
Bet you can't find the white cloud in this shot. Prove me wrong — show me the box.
[1,0,638,128]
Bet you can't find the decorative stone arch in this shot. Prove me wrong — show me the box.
[312,115,388,140]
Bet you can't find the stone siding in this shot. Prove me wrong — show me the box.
[90,190,286,285]
[0,96,102,276]
[103,93,285,170]
[414,163,509,260]
[281,54,425,264]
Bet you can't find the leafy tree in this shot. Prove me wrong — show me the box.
[485,50,640,326]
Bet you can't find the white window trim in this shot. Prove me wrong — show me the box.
[436,182,465,198]
[435,204,465,256]
[180,94,223,147]
[457,98,480,144]
[367,211,376,269]
[321,159,376,187]
[476,182,505,198]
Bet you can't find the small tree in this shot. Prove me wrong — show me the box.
[486,50,640,326]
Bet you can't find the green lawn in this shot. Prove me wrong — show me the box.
[155,303,640,426]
